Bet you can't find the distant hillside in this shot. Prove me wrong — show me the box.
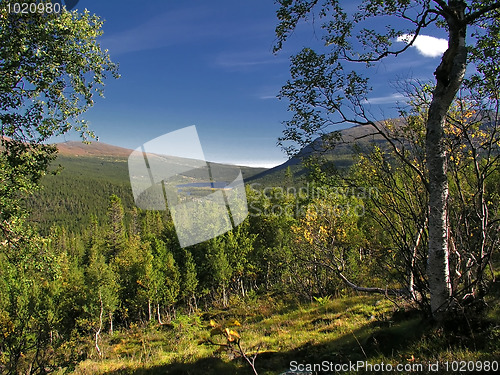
[57,141,134,157]
[26,141,267,234]
[253,114,497,187]
[247,123,387,186]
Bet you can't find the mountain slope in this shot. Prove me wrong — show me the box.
[27,141,267,233]
[56,141,134,157]
[247,123,386,185]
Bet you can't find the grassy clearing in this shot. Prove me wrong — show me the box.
[66,291,500,375]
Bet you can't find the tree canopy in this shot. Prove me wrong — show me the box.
[1,1,118,236]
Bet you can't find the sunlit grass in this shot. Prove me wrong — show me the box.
[67,293,499,375]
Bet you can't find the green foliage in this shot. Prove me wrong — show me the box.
[85,247,119,327]
[27,155,135,234]
[0,1,119,145]
[149,237,180,319]
[274,0,500,320]
[206,236,233,306]
[246,185,297,291]
[3,182,499,372]
[113,233,151,323]
[313,295,332,306]
[180,249,199,311]
[0,225,59,374]
[1,0,499,371]
[106,194,126,257]
[0,2,118,371]
[0,2,119,232]
[290,186,367,297]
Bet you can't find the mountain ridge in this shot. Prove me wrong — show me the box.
[246,122,387,184]
[55,140,134,158]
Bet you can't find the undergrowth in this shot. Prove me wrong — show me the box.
[65,290,500,375]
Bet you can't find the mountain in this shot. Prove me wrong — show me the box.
[56,140,134,157]
[247,123,387,185]
[25,124,387,233]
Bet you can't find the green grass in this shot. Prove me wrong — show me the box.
[61,292,500,375]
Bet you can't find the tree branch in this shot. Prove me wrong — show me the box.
[465,2,500,24]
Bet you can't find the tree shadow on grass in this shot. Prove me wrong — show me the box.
[102,356,247,375]
[101,315,430,375]
[257,315,431,374]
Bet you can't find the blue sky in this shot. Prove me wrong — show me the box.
[58,0,449,167]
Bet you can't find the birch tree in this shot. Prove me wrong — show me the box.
[274,0,500,320]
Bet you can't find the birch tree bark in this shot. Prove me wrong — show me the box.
[426,1,468,319]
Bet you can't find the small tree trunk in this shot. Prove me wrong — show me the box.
[157,304,163,325]
[474,180,489,295]
[109,312,114,335]
[266,262,271,289]
[240,278,246,297]
[409,222,425,300]
[193,294,198,311]
[222,285,228,307]
[166,305,174,322]
[95,290,104,357]
[148,299,152,321]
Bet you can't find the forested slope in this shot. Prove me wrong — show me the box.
[27,142,267,233]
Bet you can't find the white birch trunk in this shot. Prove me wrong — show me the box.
[95,290,103,357]
[157,303,163,325]
[426,3,468,320]
[109,312,113,335]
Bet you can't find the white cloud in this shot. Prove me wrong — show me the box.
[363,93,406,105]
[214,50,286,69]
[397,34,448,58]
[231,160,284,168]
